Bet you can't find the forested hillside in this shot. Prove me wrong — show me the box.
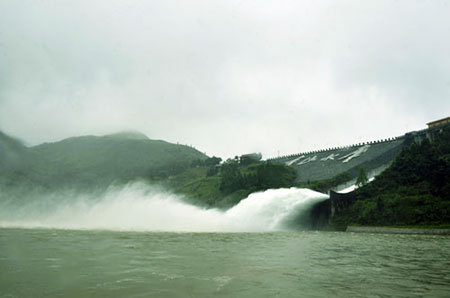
[0,131,28,170]
[0,131,207,190]
[1,130,297,209]
[332,127,450,227]
[170,158,297,209]
[0,131,43,186]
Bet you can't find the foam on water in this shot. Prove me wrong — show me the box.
[0,183,328,232]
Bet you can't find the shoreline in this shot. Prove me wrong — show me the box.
[346,226,450,235]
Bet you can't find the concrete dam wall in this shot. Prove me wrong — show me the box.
[267,137,406,184]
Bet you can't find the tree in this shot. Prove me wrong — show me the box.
[205,156,222,166]
[356,168,368,188]
[219,159,244,194]
[256,162,296,189]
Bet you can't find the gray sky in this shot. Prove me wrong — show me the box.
[1,0,449,159]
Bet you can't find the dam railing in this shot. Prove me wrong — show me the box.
[266,135,404,162]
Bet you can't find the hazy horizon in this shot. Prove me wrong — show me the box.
[1,0,449,159]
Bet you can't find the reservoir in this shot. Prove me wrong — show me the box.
[1,228,449,298]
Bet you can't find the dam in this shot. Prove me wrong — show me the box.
[265,120,448,186]
[267,136,405,185]
[270,119,450,230]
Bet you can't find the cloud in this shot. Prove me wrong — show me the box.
[1,0,449,158]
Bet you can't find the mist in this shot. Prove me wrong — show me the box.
[1,1,450,158]
[0,182,328,232]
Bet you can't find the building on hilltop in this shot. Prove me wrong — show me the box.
[407,116,450,144]
[427,116,450,129]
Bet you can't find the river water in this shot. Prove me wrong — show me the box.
[1,228,449,298]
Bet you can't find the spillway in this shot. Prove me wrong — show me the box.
[0,183,328,232]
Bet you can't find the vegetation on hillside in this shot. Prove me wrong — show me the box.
[0,130,297,209]
[0,131,207,190]
[332,128,450,227]
[0,132,47,189]
[171,158,297,209]
[299,172,352,193]
[4,126,448,227]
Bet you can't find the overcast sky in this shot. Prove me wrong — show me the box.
[1,0,449,159]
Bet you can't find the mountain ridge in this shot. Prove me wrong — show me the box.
[0,130,207,190]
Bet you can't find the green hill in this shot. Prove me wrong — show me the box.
[0,131,207,190]
[0,131,29,170]
[0,131,41,186]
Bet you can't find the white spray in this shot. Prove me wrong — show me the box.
[0,183,328,232]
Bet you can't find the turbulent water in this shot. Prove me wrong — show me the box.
[1,186,449,297]
[0,185,327,232]
[1,229,449,298]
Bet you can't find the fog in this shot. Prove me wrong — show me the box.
[0,182,328,232]
[1,1,450,158]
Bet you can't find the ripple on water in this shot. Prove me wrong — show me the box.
[0,229,449,298]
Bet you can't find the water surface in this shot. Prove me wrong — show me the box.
[1,228,449,297]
